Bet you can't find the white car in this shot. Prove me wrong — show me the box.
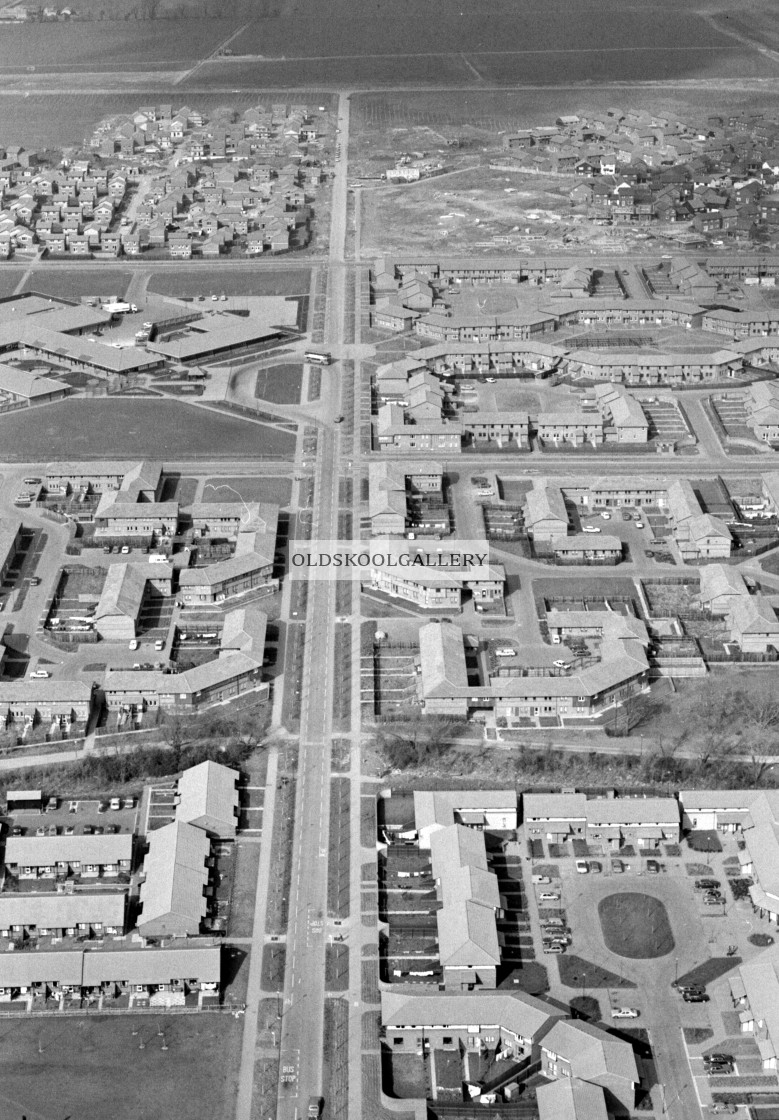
[635,521,644,529]
[575,860,589,874]
[601,511,611,520]
[582,526,601,534]
[539,892,560,901]
[553,659,569,669]
[611,1008,640,1019]
[485,377,497,383]
[128,639,139,651]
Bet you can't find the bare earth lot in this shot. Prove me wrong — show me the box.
[0,1013,242,1120]
[0,399,296,461]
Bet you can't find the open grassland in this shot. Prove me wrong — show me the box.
[0,1013,242,1120]
[202,475,293,506]
[0,398,296,460]
[21,269,132,300]
[148,269,311,298]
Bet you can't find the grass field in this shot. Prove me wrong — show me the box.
[0,1013,242,1120]
[255,363,303,405]
[21,269,131,300]
[202,475,293,506]
[0,272,22,298]
[598,893,674,959]
[148,270,311,298]
[0,399,296,461]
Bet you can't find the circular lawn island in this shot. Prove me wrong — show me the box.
[598,893,675,959]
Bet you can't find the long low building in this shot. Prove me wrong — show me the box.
[418,620,650,723]
[4,832,133,879]
[0,891,126,939]
[0,680,93,727]
[431,823,502,990]
[104,651,268,714]
[21,328,165,375]
[523,792,681,848]
[0,944,220,1002]
[146,314,283,362]
[413,790,518,847]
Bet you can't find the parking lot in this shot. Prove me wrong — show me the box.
[5,795,138,842]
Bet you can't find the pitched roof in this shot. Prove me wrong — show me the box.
[698,564,747,603]
[431,824,500,969]
[5,833,132,866]
[419,622,468,696]
[137,820,210,935]
[381,989,557,1041]
[0,892,126,929]
[95,562,148,621]
[542,1019,639,1087]
[175,760,239,838]
[537,1077,609,1120]
[525,484,568,528]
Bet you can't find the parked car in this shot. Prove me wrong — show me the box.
[611,1008,640,1019]
[575,860,589,873]
[601,511,611,520]
[543,943,566,954]
[683,992,710,1002]
[11,826,24,837]
[129,639,139,651]
[646,859,660,874]
[705,1054,734,1065]
[589,862,602,874]
[695,879,721,890]
[539,892,560,901]
[110,797,121,811]
[582,526,601,534]
[704,896,723,906]
[611,859,624,873]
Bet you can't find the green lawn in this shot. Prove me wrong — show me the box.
[558,953,637,989]
[598,893,674,959]
[0,399,296,461]
[0,1014,242,1120]
[254,363,304,405]
[201,475,293,508]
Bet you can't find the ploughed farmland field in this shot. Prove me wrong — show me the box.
[0,19,241,72]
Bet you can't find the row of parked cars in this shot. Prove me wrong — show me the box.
[694,878,725,906]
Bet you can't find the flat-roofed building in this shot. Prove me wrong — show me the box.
[137,820,211,938]
[0,517,24,583]
[0,891,126,940]
[146,314,282,362]
[21,328,164,375]
[175,760,239,840]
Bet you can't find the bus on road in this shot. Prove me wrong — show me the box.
[305,351,332,365]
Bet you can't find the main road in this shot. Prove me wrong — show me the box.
[273,91,352,1120]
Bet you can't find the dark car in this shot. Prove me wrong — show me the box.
[695,879,721,890]
[646,859,660,874]
[674,983,704,995]
[683,992,710,1002]
[11,826,24,837]
[706,1053,734,1064]
[707,1063,734,1075]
